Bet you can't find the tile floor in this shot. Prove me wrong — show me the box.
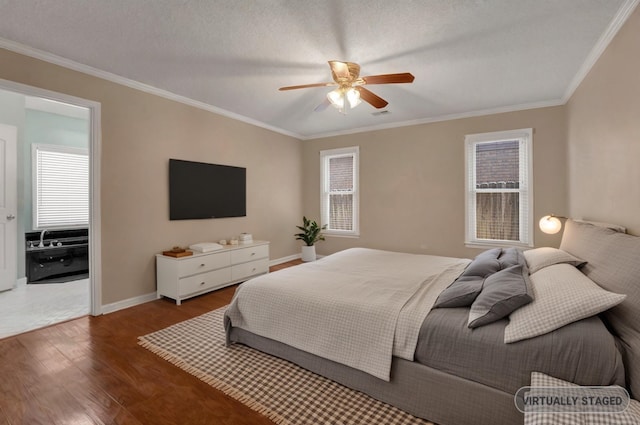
[0,277,90,339]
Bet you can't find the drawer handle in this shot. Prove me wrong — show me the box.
[251,252,256,256]
[200,263,205,267]
[200,281,205,285]
[252,268,256,272]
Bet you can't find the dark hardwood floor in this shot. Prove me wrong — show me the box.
[0,260,303,425]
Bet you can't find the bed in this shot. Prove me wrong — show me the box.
[224,219,640,425]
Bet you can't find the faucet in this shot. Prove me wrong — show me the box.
[39,229,48,248]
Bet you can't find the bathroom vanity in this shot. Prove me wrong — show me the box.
[25,228,89,284]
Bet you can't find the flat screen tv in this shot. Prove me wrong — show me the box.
[169,159,246,220]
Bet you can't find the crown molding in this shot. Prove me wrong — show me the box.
[0,38,304,140]
[0,38,582,143]
[2,0,636,143]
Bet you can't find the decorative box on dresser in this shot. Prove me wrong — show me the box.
[156,241,269,305]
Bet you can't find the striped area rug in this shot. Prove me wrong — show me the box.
[138,306,434,425]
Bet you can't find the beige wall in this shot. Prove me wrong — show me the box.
[566,6,640,235]
[0,48,303,305]
[303,106,568,259]
[4,3,636,306]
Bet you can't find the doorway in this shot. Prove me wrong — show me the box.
[0,79,101,338]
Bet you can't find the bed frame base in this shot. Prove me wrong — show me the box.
[228,326,522,425]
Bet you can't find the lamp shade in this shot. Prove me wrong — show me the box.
[327,89,344,109]
[346,88,361,108]
[539,215,562,234]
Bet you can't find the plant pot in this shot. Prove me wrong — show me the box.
[301,245,316,262]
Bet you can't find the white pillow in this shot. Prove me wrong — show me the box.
[504,264,625,343]
[525,372,640,425]
[523,247,586,274]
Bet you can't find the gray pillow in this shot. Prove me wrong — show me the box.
[468,264,533,328]
[472,247,503,263]
[434,248,501,308]
[497,247,521,269]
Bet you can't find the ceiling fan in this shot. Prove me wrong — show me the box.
[279,61,415,113]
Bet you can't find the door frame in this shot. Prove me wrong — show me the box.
[0,78,102,315]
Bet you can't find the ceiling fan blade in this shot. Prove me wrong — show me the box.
[328,60,350,81]
[356,87,389,109]
[362,73,415,85]
[279,82,336,91]
[314,98,331,112]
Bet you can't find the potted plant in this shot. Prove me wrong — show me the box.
[295,216,327,262]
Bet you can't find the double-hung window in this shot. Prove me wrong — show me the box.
[33,144,89,229]
[320,146,359,237]
[465,129,533,247]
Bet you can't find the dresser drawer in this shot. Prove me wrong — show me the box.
[156,241,269,305]
[178,251,231,277]
[231,244,269,264]
[178,267,232,296]
[231,258,269,281]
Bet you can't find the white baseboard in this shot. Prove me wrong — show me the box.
[101,292,158,314]
[16,277,27,287]
[101,254,302,315]
[269,253,301,266]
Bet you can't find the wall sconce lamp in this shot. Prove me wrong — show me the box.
[539,214,568,234]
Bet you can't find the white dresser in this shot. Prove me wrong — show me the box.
[156,240,269,305]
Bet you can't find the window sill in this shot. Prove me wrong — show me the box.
[324,232,360,239]
[465,240,533,250]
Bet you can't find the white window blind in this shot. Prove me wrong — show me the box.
[465,129,533,247]
[33,144,89,229]
[320,146,359,237]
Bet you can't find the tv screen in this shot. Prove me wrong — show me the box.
[169,159,246,220]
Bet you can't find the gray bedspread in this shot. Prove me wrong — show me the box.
[415,307,626,394]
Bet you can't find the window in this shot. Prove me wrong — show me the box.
[33,144,89,229]
[320,146,359,237]
[465,129,533,247]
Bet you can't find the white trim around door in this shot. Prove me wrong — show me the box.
[0,78,102,315]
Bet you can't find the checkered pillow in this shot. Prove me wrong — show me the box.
[504,264,625,343]
[524,247,586,274]
[525,372,640,425]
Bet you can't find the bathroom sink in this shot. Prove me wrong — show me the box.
[27,238,89,250]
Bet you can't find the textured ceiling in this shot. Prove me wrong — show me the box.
[0,0,636,139]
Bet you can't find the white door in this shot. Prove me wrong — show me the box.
[0,124,17,291]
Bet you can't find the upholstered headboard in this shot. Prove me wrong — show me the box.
[560,219,640,399]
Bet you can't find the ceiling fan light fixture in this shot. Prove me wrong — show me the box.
[327,87,360,113]
[279,61,415,112]
[327,88,344,109]
[346,88,361,108]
